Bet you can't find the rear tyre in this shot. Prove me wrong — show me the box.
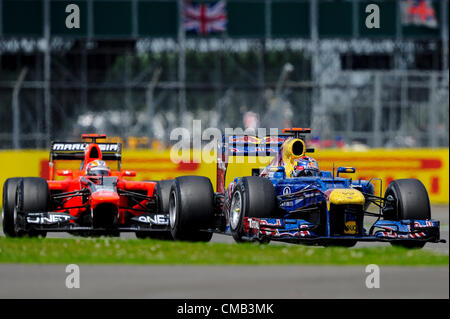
[136,180,174,240]
[384,179,430,249]
[169,176,214,242]
[16,177,49,238]
[229,176,276,243]
[2,178,22,237]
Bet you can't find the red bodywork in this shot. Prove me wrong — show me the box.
[47,135,158,225]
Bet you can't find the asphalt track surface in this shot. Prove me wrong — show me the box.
[0,264,448,299]
[0,206,448,299]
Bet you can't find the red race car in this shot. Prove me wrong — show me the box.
[2,134,173,239]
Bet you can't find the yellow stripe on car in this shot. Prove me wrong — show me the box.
[328,188,365,206]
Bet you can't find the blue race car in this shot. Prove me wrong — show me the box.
[168,128,444,248]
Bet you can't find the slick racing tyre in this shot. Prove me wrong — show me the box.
[15,177,50,238]
[169,176,214,242]
[229,176,276,243]
[383,179,431,249]
[2,177,22,237]
[136,180,174,240]
[157,179,175,214]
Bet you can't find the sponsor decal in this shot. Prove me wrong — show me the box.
[281,186,292,207]
[413,220,435,228]
[27,213,72,224]
[260,219,282,227]
[377,231,426,239]
[134,214,169,225]
[344,220,357,234]
[248,218,260,230]
[52,143,119,152]
[274,230,311,237]
[344,213,358,234]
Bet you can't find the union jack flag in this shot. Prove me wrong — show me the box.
[183,0,228,35]
[401,0,438,29]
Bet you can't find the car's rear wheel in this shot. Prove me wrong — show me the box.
[136,180,174,240]
[229,176,276,243]
[169,176,214,242]
[383,179,431,249]
[15,177,49,238]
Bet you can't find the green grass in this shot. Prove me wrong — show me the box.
[0,237,448,265]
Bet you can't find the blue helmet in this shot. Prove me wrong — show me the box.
[292,156,320,177]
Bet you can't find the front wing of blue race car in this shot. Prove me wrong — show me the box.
[242,217,444,245]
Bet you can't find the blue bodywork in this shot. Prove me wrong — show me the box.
[224,169,441,245]
[268,169,374,214]
[220,133,443,246]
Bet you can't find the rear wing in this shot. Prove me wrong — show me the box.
[50,142,122,161]
[216,128,312,193]
[220,135,289,157]
[220,128,312,157]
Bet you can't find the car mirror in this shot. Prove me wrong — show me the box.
[56,169,73,177]
[122,170,136,177]
[337,167,356,177]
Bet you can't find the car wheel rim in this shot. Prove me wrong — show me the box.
[169,191,177,229]
[230,191,242,230]
[13,204,19,233]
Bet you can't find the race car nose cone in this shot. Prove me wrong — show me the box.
[327,188,365,206]
[90,191,120,206]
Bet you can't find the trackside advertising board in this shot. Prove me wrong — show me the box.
[0,148,448,204]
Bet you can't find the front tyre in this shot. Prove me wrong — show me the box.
[169,176,214,242]
[136,180,174,240]
[229,176,276,243]
[2,178,22,237]
[15,177,49,238]
[384,179,431,249]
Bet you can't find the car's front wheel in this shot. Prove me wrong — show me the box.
[2,177,22,237]
[136,180,174,240]
[15,177,49,238]
[383,179,431,249]
[229,176,276,243]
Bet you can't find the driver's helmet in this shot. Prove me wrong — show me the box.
[85,160,111,176]
[292,156,320,177]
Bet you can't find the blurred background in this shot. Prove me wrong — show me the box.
[0,0,448,203]
[0,0,448,150]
